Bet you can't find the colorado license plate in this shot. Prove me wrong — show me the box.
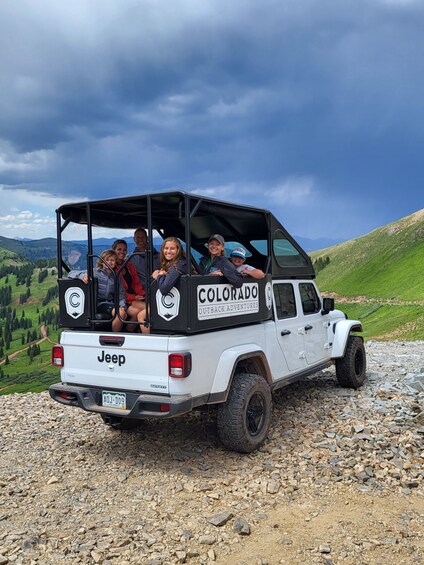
[102,391,126,409]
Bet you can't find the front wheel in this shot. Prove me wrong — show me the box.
[336,335,366,389]
[217,373,272,453]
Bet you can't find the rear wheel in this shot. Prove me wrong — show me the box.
[100,414,142,430]
[217,373,272,453]
[336,335,366,388]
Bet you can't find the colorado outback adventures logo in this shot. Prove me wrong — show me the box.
[156,282,272,322]
[197,282,261,320]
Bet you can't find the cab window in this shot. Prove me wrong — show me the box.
[299,283,321,314]
[273,283,297,319]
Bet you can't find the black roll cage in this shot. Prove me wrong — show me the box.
[56,190,314,331]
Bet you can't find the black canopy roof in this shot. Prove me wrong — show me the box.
[57,191,314,278]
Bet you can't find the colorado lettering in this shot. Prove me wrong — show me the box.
[198,284,258,304]
[197,283,259,321]
[97,351,126,366]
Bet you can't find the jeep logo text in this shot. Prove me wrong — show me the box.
[97,351,126,366]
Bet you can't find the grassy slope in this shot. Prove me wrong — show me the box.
[312,209,424,340]
[312,209,424,300]
[0,260,61,394]
[0,247,25,268]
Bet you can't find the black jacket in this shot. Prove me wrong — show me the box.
[156,259,187,296]
[198,256,244,288]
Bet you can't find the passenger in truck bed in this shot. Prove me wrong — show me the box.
[68,249,128,332]
[128,228,160,290]
[151,237,187,295]
[230,247,265,279]
[131,237,187,335]
[112,239,146,332]
[198,234,244,288]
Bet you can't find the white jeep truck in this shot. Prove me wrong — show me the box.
[49,191,366,453]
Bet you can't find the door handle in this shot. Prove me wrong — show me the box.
[281,329,291,336]
[304,325,313,331]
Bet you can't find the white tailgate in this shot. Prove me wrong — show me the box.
[60,332,170,393]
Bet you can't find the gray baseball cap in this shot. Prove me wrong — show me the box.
[208,234,225,245]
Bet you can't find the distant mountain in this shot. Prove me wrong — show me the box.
[0,230,342,263]
[0,235,164,264]
[0,235,70,262]
[295,235,343,252]
[0,235,32,256]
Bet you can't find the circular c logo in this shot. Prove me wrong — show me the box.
[161,291,175,309]
[69,292,81,308]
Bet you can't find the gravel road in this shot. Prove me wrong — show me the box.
[1,341,423,564]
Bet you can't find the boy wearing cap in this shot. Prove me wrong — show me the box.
[230,247,265,279]
[199,234,244,288]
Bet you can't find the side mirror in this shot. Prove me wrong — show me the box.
[321,297,334,315]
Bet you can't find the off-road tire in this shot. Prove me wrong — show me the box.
[100,414,142,430]
[217,373,272,453]
[336,335,366,389]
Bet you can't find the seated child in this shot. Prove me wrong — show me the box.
[69,249,128,332]
[230,247,265,279]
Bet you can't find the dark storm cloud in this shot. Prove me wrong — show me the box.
[0,0,423,239]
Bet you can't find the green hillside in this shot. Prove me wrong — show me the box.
[0,263,60,394]
[0,246,26,268]
[312,209,424,340]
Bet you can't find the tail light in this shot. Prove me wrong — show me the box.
[52,345,64,367]
[168,353,191,378]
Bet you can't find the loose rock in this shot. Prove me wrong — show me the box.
[0,341,423,564]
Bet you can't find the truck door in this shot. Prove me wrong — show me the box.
[298,282,329,365]
[273,282,307,372]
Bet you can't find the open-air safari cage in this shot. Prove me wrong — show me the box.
[56,191,314,334]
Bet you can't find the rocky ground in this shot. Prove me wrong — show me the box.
[1,341,423,565]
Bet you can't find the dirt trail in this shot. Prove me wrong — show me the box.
[0,325,48,368]
[325,293,424,306]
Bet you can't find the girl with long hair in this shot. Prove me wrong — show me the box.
[152,237,187,295]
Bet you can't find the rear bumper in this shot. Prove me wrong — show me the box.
[49,382,196,419]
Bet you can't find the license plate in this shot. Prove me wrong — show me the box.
[102,391,126,409]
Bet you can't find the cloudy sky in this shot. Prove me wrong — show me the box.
[0,0,423,243]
